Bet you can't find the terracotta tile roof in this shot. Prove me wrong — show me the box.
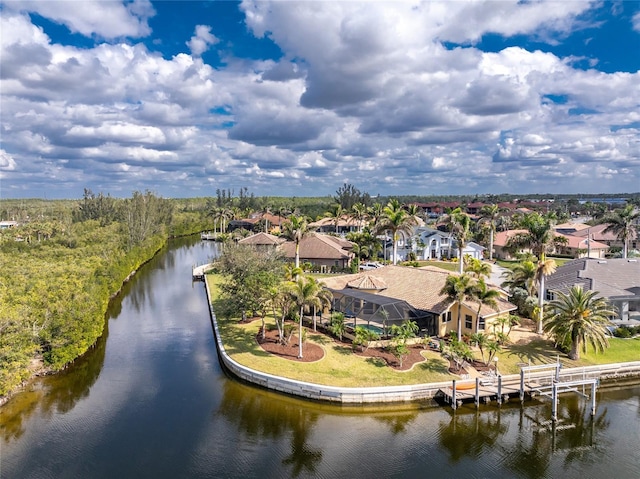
[346,275,388,290]
[279,233,354,260]
[237,232,285,246]
[494,229,608,251]
[572,223,625,242]
[556,232,609,250]
[322,265,516,316]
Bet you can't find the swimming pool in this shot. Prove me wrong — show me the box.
[345,323,385,335]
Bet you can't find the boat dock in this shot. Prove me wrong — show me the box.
[439,375,526,408]
[192,263,214,280]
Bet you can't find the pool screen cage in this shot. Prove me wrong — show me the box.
[329,288,423,336]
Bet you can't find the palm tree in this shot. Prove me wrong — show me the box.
[443,207,472,274]
[469,332,489,364]
[471,278,500,332]
[288,275,325,358]
[501,260,537,296]
[543,286,615,360]
[324,204,344,234]
[465,257,492,280]
[603,204,639,258]
[506,212,566,334]
[479,204,502,261]
[535,258,557,333]
[282,215,312,269]
[351,202,368,232]
[374,199,419,265]
[440,274,475,342]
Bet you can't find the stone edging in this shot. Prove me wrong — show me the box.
[204,280,640,404]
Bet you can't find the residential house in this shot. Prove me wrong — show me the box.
[493,229,607,260]
[228,212,286,233]
[279,233,355,271]
[321,265,516,337]
[237,232,285,249]
[545,258,640,324]
[572,223,639,253]
[308,216,364,235]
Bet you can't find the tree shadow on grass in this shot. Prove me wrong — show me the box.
[218,322,270,357]
[365,357,387,368]
[333,345,354,356]
[417,358,450,375]
[308,334,331,345]
[505,338,562,366]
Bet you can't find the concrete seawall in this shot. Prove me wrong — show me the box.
[204,280,640,404]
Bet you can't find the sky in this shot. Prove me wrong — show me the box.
[1,0,639,200]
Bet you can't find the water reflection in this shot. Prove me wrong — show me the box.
[1,321,108,442]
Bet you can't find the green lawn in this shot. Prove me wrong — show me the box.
[205,274,639,388]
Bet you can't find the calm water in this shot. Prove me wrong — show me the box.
[2,236,639,479]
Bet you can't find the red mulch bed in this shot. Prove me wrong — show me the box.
[254,323,430,371]
[256,327,325,362]
[252,319,492,375]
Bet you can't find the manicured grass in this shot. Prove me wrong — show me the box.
[205,274,639,388]
[215,317,452,387]
[414,260,460,272]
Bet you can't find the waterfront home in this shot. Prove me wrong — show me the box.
[279,233,355,272]
[545,258,640,324]
[321,265,517,337]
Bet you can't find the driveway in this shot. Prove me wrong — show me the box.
[485,261,508,288]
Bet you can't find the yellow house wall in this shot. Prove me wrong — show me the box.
[437,303,509,338]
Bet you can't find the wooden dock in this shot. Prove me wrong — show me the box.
[439,376,530,408]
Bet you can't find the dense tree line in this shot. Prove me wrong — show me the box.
[0,192,210,398]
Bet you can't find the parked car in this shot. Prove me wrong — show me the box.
[359,262,382,271]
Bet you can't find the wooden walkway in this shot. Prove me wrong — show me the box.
[192,263,214,280]
[439,376,531,408]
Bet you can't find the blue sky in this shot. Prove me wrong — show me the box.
[1,0,639,200]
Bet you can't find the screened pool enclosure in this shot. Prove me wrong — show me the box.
[328,288,438,337]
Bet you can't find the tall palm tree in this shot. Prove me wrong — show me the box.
[479,204,501,261]
[501,260,537,296]
[282,215,312,269]
[374,199,419,265]
[543,286,615,360]
[351,202,368,232]
[603,204,639,258]
[443,207,472,274]
[471,278,500,332]
[506,212,566,334]
[440,274,475,342]
[324,204,344,234]
[288,275,325,358]
[535,258,557,333]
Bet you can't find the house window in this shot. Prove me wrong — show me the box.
[465,314,472,329]
[478,317,485,330]
[442,311,452,323]
[546,290,554,301]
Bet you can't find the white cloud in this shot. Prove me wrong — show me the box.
[1,2,639,198]
[187,25,219,57]
[1,0,155,39]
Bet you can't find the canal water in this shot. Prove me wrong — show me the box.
[2,236,639,479]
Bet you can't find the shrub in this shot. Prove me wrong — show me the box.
[614,327,632,338]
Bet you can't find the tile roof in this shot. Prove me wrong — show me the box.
[322,265,516,316]
[279,233,354,260]
[237,232,285,246]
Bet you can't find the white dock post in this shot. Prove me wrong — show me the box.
[591,382,597,416]
[551,382,558,422]
[520,369,525,402]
